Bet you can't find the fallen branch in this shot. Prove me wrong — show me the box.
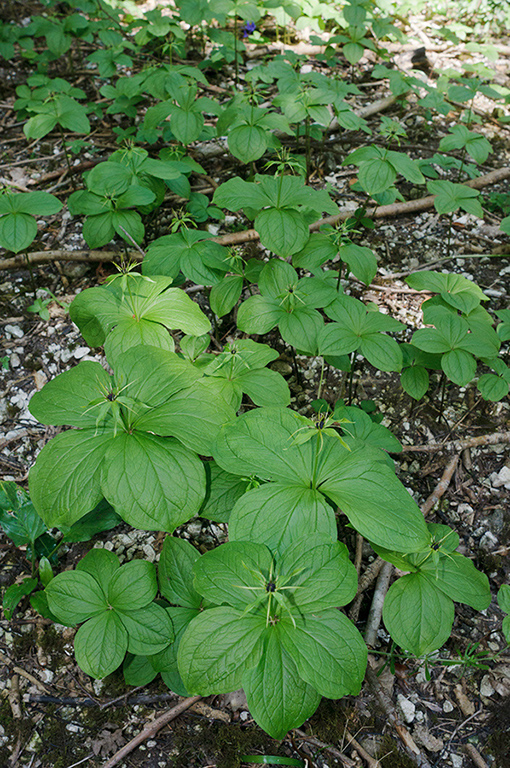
[463,743,489,768]
[400,431,510,453]
[102,695,201,768]
[365,666,433,768]
[294,728,356,768]
[348,557,384,622]
[421,454,460,516]
[345,728,382,768]
[2,167,508,271]
[364,562,394,648]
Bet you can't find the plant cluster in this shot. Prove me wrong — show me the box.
[1,0,509,744]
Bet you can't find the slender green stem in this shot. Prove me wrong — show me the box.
[316,356,325,400]
[58,123,75,190]
[336,261,344,292]
[25,251,37,301]
[311,433,322,489]
[305,116,311,183]
[347,351,356,405]
[234,14,239,87]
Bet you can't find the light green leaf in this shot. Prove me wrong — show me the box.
[76,548,119,597]
[279,610,367,699]
[75,611,128,678]
[118,603,174,655]
[28,429,114,529]
[498,584,510,615]
[178,606,265,693]
[0,212,37,253]
[193,541,272,609]
[420,552,490,611]
[28,361,113,428]
[242,628,321,739]
[200,463,251,524]
[229,483,336,553]
[46,570,107,625]
[255,208,310,257]
[383,573,454,655]
[237,295,282,335]
[108,560,157,610]
[442,348,476,386]
[278,535,357,611]
[159,536,203,609]
[101,433,205,532]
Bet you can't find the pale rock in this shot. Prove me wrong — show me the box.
[413,724,443,752]
[33,370,47,390]
[480,674,495,697]
[490,465,510,490]
[222,689,248,712]
[397,694,415,723]
[9,353,20,368]
[479,531,498,551]
[5,324,24,338]
[451,754,463,768]
[73,346,90,359]
[142,544,156,561]
[443,700,454,713]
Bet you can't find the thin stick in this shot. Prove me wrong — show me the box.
[463,743,489,768]
[354,533,363,575]
[399,431,510,453]
[421,455,460,516]
[365,667,433,768]
[364,562,394,648]
[102,696,201,768]
[293,729,356,768]
[348,557,384,622]
[345,729,381,768]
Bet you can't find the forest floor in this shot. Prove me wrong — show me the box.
[1,3,510,768]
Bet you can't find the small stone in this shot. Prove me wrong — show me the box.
[239,710,249,721]
[491,465,510,490]
[479,531,498,551]
[480,675,495,697]
[5,324,24,338]
[147,740,157,747]
[451,754,463,768]
[397,694,416,723]
[271,360,293,376]
[73,346,90,359]
[33,370,47,390]
[413,724,443,752]
[443,700,454,713]
[9,353,20,368]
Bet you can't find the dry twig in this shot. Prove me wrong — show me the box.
[420,454,460,516]
[102,695,201,768]
[364,562,394,648]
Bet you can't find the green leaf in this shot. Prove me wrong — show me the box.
[228,124,268,163]
[383,573,454,655]
[360,333,403,372]
[200,463,250,524]
[45,570,107,625]
[104,318,175,367]
[133,383,236,456]
[15,191,63,216]
[123,654,158,686]
[420,552,490,610]
[210,274,244,317]
[3,578,38,620]
[75,611,128,678]
[29,360,113,428]
[193,542,273,609]
[86,162,133,196]
[406,271,487,314]
[28,429,114,529]
[0,498,46,547]
[178,606,265,693]
[242,628,321,739]
[237,295,282,335]
[358,158,396,195]
[498,584,510,615]
[229,484,336,552]
[278,535,357,611]
[442,348,476,386]
[101,433,205,532]
[279,610,367,699]
[255,208,310,257]
[401,366,429,400]
[118,603,174,655]
[76,548,119,596]
[279,308,323,355]
[24,113,58,140]
[0,212,37,253]
[428,180,483,218]
[82,212,116,248]
[317,443,430,552]
[62,500,122,543]
[159,536,202,609]
[237,368,290,408]
[477,373,509,402]
[339,243,377,285]
[108,560,157,610]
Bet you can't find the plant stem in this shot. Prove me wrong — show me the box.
[58,124,75,190]
[290,347,302,385]
[25,251,37,300]
[347,351,356,405]
[234,14,239,87]
[305,116,311,183]
[311,433,322,489]
[438,371,447,423]
[336,261,344,291]
[316,356,325,399]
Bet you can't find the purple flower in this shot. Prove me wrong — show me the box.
[242,21,256,38]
